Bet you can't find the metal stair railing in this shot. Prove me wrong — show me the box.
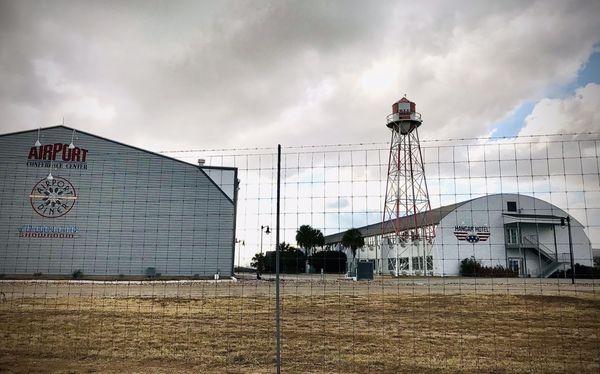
[522,236,556,261]
[522,235,565,278]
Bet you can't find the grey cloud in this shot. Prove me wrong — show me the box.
[0,0,599,152]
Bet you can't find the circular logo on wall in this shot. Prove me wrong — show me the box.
[29,176,78,218]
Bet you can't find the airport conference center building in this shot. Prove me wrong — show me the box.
[0,126,237,278]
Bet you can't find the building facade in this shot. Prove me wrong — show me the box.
[0,126,237,278]
[325,194,593,277]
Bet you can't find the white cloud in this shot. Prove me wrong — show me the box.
[519,83,600,136]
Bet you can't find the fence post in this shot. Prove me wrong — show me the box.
[275,144,282,373]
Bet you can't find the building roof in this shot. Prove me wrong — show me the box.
[323,200,470,245]
[0,125,237,204]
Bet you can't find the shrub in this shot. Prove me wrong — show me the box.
[459,257,479,276]
[261,243,307,273]
[309,251,347,273]
[145,267,159,279]
[460,257,517,277]
[71,269,84,279]
[553,263,600,279]
[250,253,266,273]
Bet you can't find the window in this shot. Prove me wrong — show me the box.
[398,257,409,270]
[507,227,519,244]
[388,258,396,270]
[507,201,517,212]
[426,256,433,270]
[412,256,424,271]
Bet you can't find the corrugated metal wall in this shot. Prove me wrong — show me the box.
[0,126,235,277]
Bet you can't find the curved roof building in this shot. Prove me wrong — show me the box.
[325,193,593,277]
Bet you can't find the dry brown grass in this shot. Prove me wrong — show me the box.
[1,286,599,373]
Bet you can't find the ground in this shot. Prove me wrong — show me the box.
[1,276,599,373]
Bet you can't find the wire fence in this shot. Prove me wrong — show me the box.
[1,130,599,372]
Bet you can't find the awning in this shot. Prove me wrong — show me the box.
[502,213,564,225]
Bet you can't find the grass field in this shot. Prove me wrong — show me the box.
[1,278,600,373]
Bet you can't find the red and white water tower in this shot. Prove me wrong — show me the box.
[382,96,434,248]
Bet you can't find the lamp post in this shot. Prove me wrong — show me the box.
[260,225,271,255]
[561,216,575,285]
[235,239,245,270]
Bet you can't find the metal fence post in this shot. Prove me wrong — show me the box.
[275,144,282,373]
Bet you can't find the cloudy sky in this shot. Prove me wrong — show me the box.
[1,0,599,151]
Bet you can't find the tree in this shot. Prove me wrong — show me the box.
[295,225,324,257]
[341,228,364,260]
[250,253,266,273]
[257,242,307,273]
[309,251,347,273]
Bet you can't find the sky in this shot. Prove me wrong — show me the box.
[1,0,599,151]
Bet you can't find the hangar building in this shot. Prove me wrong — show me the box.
[0,126,237,278]
[325,193,593,277]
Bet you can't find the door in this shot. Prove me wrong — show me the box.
[508,257,523,276]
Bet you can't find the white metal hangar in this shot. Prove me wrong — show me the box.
[324,193,593,278]
[0,126,237,278]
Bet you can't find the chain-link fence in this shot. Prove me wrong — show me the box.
[1,129,599,372]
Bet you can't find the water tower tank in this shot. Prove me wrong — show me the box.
[386,97,422,135]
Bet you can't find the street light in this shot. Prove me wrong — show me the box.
[560,216,575,284]
[235,239,245,271]
[260,225,271,255]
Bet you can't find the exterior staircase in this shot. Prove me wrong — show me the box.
[522,236,567,278]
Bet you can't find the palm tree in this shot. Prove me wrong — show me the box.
[295,225,324,256]
[341,228,364,261]
[296,225,325,273]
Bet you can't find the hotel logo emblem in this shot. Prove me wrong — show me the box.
[454,225,490,243]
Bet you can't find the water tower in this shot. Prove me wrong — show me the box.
[381,96,434,274]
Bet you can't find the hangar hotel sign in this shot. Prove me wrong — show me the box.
[454,225,491,243]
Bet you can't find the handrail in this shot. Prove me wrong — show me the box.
[386,112,422,123]
[522,236,556,261]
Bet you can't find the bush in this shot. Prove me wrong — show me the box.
[460,257,517,277]
[251,242,307,274]
[309,251,347,273]
[552,263,600,279]
[459,257,479,276]
[71,269,84,279]
[144,267,160,279]
[261,243,307,273]
[250,253,266,273]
